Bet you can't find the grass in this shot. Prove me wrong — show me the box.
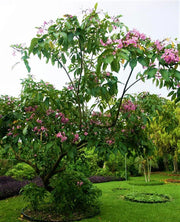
[0,172,180,222]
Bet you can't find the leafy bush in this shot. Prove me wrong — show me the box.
[50,170,102,214]
[6,163,36,180]
[21,183,48,211]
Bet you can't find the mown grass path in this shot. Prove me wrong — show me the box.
[0,173,180,222]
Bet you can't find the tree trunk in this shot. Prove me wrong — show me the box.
[163,155,169,171]
[173,152,178,173]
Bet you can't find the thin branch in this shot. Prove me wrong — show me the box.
[112,68,134,126]
[57,59,75,90]
[124,77,143,93]
[15,153,40,175]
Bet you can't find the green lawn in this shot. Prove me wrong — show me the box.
[0,173,180,222]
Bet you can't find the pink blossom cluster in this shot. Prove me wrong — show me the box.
[122,100,137,112]
[106,139,115,145]
[92,111,102,117]
[126,29,146,41]
[24,106,38,112]
[46,109,55,116]
[55,112,69,124]
[84,132,88,136]
[100,29,146,49]
[33,126,48,137]
[7,125,21,137]
[36,119,43,124]
[6,97,15,105]
[67,85,74,90]
[77,181,83,186]
[161,48,180,64]
[154,40,165,51]
[90,119,101,125]
[56,132,67,142]
[73,133,79,142]
[37,20,54,35]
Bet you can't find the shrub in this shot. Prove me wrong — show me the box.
[6,163,36,180]
[21,183,48,211]
[50,170,102,214]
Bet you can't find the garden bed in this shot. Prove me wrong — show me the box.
[165,179,180,183]
[124,192,172,203]
[22,205,100,222]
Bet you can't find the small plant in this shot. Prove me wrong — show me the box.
[6,163,36,180]
[21,183,48,211]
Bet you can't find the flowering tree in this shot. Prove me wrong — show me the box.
[1,4,180,216]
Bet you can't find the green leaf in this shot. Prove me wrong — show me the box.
[174,70,180,80]
[94,2,98,10]
[160,69,169,81]
[105,55,114,64]
[61,53,66,64]
[111,59,120,72]
[129,59,137,69]
[138,56,149,67]
[23,125,28,135]
[145,68,157,79]
[118,51,129,60]
[29,38,38,54]
[167,91,174,97]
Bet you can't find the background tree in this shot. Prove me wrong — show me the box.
[149,100,180,172]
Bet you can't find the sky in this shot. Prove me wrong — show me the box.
[0,0,179,98]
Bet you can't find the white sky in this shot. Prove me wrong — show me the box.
[0,0,179,98]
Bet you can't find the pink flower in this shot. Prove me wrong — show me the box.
[12,51,16,56]
[33,126,38,132]
[73,133,79,142]
[100,39,106,46]
[61,117,69,124]
[161,48,180,64]
[41,126,46,131]
[56,132,62,138]
[36,119,42,124]
[106,140,114,145]
[61,136,67,142]
[106,72,110,77]
[84,132,88,136]
[67,85,74,90]
[37,28,44,34]
[154,40,164,51]
[56,132,67,142]
[77,181,83,186]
